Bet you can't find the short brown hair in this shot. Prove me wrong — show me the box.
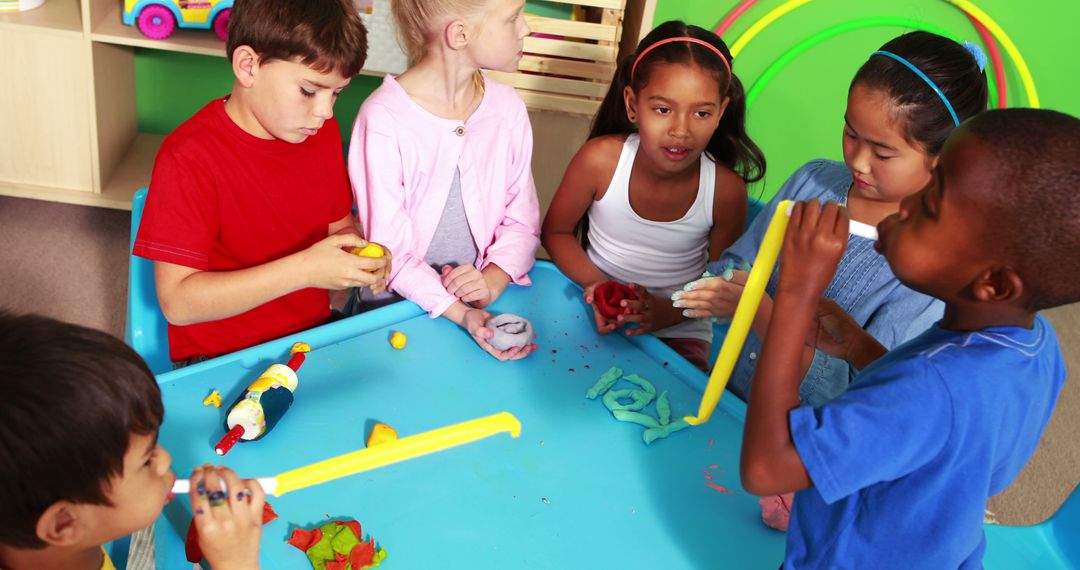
[962,109,1080,311]
[0,313,163,548]
[227,0,368,77]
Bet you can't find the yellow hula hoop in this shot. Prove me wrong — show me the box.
[945,0,1038,107]
[730,0,812,56]
[729,0,1039,107]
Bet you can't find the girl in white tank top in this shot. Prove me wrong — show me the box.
[541,22,766,371]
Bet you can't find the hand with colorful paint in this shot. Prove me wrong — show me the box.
[189,465,265,570]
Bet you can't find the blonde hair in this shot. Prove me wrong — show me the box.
[392,0,490,65]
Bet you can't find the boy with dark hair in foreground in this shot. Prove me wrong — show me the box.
[0,313,265,569]
[742,108,1079,568]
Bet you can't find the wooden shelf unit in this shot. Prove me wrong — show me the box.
[0,0,648,211]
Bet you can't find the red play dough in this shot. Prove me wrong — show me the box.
[594,281,638,319]
[350,540,376,568]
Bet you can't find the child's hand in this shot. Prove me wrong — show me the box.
[190,465,264,570]
[582,282,619,335]
[461,307,536,361]
[810,299,886,370]
[441,265,492,306]
[300,234,387,291]
[368,248,392,295]
[777,200,849,300]
[617,283,656,335]
[671,271,749,319]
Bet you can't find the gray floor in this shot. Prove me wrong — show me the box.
[0,195,1076,525]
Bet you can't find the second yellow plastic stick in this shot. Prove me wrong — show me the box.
[684,200,793,426]
[272,412,521,496]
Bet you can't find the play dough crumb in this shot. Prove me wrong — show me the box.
[367,423,398,448]
[389,331,407,350]
[202,390,222,408]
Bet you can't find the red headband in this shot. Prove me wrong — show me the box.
[630,36,733,84]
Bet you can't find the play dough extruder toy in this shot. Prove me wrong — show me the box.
[684,201,874,426]
[174,411,521,496]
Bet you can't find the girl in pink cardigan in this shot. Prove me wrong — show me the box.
[348,0,540,361]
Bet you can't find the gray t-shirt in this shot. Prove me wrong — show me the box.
[351,167,478,312]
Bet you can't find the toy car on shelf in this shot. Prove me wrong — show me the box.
[123,0,233,41]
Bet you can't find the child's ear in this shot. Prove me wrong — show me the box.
[35,502,85,547]
[971,266,1025,304]
[445,20,469,51]
[623,86,637,123]
[718,95,731,119]
[231,45,259,88]
[928,153,940,171]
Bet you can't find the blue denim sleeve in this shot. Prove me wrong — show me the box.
[708,160,834,276]
[865,287,945,350]
[799,349,855,407]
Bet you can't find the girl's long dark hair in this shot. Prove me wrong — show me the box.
[590,20,766,184]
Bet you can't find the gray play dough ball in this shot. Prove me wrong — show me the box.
[486,313,536,350]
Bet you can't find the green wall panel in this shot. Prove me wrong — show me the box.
[134,49,382,143]
[652,0,1077,200]
[136,0,1076,199]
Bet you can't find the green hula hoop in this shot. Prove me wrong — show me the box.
[745,17,999,110]
[732,0,1038,108]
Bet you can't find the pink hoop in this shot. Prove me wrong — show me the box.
[631,37,733,83]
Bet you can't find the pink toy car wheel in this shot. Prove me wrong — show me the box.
[213,8,230,42]
[137,5,176,40]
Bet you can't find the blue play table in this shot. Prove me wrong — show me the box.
[149,261,785,568]
[145,261,1077,569]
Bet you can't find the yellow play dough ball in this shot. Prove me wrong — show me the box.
[351,243,385,259]
[389,331,407,350]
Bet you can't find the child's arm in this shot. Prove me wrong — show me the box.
[472,102,541,306]
[741,200,848,496]
[541,138,620,334]
[330,212,390,294]
[190,465,265,570]
[155,233,385,326]
[812,299,888,370]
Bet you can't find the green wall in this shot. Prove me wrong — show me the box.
[134,1,572,143]
[653,0,1078,199]
[137,1,1077,199]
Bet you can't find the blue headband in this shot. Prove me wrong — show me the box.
[872,50,960,127]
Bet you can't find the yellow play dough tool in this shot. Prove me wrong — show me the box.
[173,412,520,497]
[685,200,793,426]
[272,412,519,496]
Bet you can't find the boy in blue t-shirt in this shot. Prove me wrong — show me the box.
[741,108,1078,568]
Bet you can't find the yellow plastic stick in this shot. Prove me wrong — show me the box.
[684,200,793,426]
[271,412,521,496]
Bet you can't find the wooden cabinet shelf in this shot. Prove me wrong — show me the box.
[0,0,81,35]
[1,0,647,211]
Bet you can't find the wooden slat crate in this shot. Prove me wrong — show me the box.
[487,1,629,116]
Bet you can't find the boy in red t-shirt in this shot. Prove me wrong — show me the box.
[134,0,389,363]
